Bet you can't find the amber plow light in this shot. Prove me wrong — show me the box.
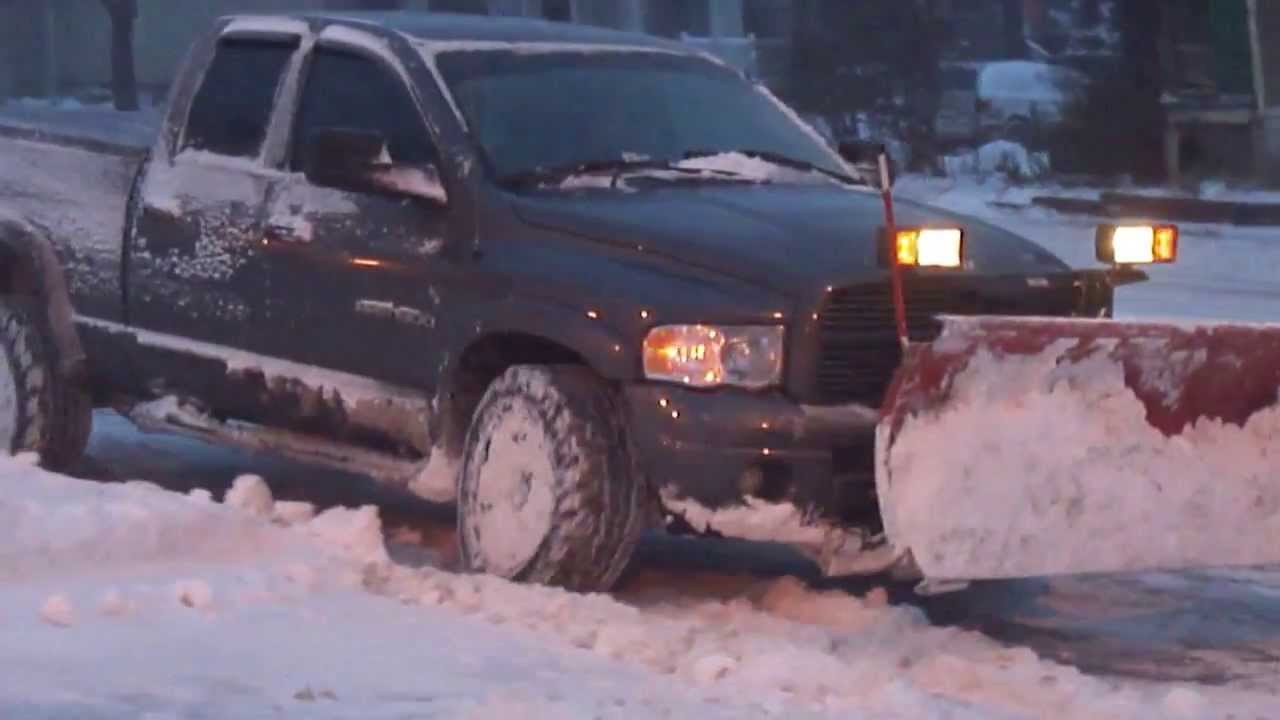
[1096,224,1178,265]
[893,228,964,268]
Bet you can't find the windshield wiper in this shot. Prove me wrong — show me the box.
[498,157,707,189]
[681,149,865,186]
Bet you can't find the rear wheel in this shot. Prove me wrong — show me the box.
[0,299,92,470]
[457,365,645,592]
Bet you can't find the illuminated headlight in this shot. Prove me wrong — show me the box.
[643,325,784,389]
[893,228,964,268]
[1096,224,1178,265]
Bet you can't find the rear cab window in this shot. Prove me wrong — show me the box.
[182,37,299,159]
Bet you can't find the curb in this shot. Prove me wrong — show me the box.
[1030,191,1280,226]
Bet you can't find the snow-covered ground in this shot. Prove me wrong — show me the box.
[1,410,1278,719]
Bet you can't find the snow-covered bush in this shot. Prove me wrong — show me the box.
[941,140,1050,182]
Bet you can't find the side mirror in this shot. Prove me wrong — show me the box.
[302,128,447,205]
[838,140,893,190]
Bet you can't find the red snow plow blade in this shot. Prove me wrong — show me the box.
[876,316,1280,582]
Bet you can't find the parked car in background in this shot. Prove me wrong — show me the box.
[935,60,1089,146]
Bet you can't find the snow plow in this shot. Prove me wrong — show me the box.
[873,157,1280,582]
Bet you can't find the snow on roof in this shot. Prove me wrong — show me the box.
[221,15,310,37]
[317,23,395,57]
[306,10,683,51]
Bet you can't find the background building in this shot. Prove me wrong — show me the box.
[0,0,792,101]
[5,0,1280,185]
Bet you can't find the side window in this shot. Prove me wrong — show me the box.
[183,38,297,158]
[292,47,438,170]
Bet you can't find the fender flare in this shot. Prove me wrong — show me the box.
[432,303,634,457]
[0,212,87,381]
[451,303,635,385]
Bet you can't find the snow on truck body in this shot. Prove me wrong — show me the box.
[0,11,1145,590]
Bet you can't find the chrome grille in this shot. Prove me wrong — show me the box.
[815,284,974,406]
[814,281,1077,406]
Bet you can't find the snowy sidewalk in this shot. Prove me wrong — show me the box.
[3,455,1277,719]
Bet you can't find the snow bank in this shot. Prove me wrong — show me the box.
[0,459,807,718]
[3,455,1277,717]
[941,140,1049,180]
[376,557,1277,718]
[879,323,1280,582]
[0,97,159,149]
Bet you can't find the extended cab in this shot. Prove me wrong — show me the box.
[0,12,1143,591]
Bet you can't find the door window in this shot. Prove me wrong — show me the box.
[183,38,297,158]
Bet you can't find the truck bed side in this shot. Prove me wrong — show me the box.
[0,109,154,322]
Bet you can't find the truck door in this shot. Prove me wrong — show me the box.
[258,38,453,389]
[129,34,301,348]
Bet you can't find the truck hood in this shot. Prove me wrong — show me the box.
[510,183,1070,297]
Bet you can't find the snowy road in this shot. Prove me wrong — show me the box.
[34,410,1274,718]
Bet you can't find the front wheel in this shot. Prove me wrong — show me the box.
[457,365,645,592]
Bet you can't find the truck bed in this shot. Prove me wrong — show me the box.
[0,104,152,320]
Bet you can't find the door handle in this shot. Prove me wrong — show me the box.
[264,223,298,242]
[263,221,314,250]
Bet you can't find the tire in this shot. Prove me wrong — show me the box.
[458,365,646,592]
[0,299,92,470]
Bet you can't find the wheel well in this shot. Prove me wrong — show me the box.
[0,244,38,297]
[441,333,591,456]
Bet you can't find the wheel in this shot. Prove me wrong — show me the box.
[458,365,646,592]
[0,298,92,470]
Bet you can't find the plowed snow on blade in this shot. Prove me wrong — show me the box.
[878,316,1280,582]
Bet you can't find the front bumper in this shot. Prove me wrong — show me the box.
[624,383,880,527]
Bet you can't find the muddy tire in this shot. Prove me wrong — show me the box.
[0,299,92,469]
[458,365,645,592]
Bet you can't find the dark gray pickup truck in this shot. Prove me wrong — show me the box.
[0,12,1138,591]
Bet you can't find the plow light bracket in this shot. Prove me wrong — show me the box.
[881,227,965,268]
[1096,223,1178,266]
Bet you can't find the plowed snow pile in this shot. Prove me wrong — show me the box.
[0,456,1273,719]
[880,334,1280,581]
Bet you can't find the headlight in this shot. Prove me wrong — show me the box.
[1096,224,1178,265]
[887,228,965,268]
[643,325,784,389]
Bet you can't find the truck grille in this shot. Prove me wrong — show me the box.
[814,280,1077,406]
[815,284,971,407]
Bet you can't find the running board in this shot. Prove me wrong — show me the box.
[123,396,422,489]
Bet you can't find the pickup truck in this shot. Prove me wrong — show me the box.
[0,11,1143,592]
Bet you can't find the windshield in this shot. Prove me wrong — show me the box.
[434,49,847,183]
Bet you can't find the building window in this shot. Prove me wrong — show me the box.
[645,0,710,37]
[543,0,571,22]
[431,0,489,14]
